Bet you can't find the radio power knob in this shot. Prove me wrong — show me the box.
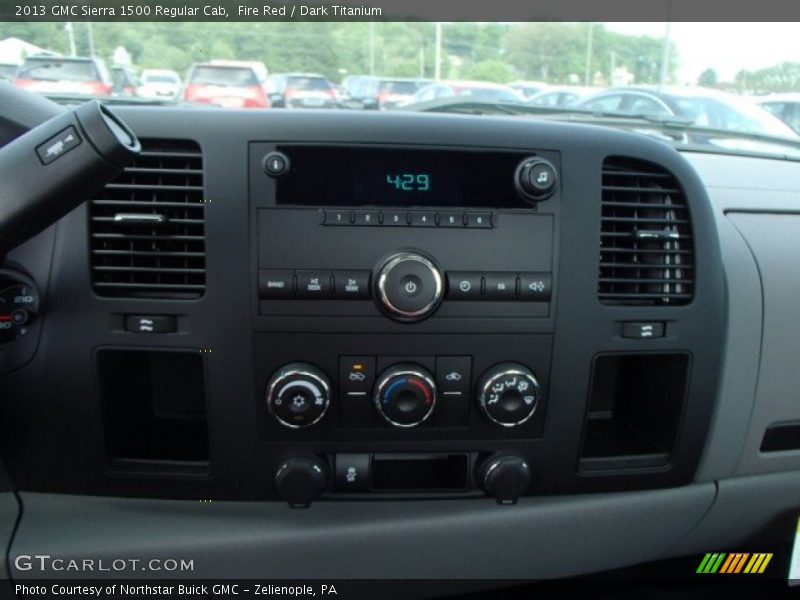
[477,363,542,427]
[375,252,444,322]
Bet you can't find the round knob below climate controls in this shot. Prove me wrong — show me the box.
[477,363,542,427]
[374,364,437,427]
[274,455,329,506]
[266,363,331,428]
[375,252,443,322]
[479,453,532,504]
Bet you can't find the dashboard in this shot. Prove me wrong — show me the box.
[1,108,799,583]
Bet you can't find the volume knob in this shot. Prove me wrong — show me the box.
[375,252,443,322]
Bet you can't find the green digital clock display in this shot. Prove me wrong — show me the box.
[386,173,430,191]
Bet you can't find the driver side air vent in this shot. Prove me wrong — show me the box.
[90,140,205,298]
[599,157,693,305]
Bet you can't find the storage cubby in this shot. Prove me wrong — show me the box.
[97,349,209,470]
[579,353,690,472]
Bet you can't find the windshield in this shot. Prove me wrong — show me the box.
[3,21,798,153]
[17,59,99,82]
[188,66,258,87]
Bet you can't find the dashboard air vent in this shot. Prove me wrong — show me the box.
[90,140,205,298]
[599,157,693,305]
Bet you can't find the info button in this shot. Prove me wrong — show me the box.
[446,272,482,300]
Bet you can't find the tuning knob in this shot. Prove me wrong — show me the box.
[479,453,531,504]
[274,455,329,507]
[515,157,557,202]
[477,363,542,427]
[374,363,437,427]
[266,363,331,428]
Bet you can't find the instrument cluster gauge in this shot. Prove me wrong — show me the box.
[0,270,40,345]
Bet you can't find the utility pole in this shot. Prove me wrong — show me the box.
[584,22,593,86]
[369,22,375,76]
[434,22,442,81]
[65,22,76,57]
[659,20,672,90]
[86,22,95,57]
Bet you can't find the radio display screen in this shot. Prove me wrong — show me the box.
[274,145,534,208]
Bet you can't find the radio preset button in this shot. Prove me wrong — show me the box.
[323,209,352,226]
[296,270,332,298]
[446,271,483,300]
[465,212,493,228]
[258,270,295,299]
[483,273,517,300]
[438,212,465,227]
[518,273,552,302]
[409,211,436,227]
[376,252,443,322]
[333,271,370,299]
[353,209,381,226]
[382,210,408,226]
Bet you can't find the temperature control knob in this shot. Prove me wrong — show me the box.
[477,363,542,427]
[266,363,331,428]
[374,364,437,427]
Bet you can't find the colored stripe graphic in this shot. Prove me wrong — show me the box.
[699,552,773,574]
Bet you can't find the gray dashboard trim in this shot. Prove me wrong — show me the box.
[11,487,714,580]
[676,470,800,556]
[1,492,19,581]
[693,207,762,482]
[726,212,800,475]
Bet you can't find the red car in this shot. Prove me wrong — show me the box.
[183,62,271,108]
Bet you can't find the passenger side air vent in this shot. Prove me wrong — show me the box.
[90,140,205,298]
[599,157,693,305]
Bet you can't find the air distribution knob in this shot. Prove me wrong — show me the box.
[274,455,329,507]
[266,363,332,428]
[514,156,558,202]
[374,363,437,427]
[477,363,542,427]
[479,453,532,504]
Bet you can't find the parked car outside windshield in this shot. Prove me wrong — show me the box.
[13,56,111,96]
[183,63,270,108]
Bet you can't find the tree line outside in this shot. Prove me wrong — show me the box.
[1,21,796,93]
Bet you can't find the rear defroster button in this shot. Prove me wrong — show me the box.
[376,252,443,322]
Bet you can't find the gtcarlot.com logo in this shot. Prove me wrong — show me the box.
[697,552,773,574]
[14,554,194,573]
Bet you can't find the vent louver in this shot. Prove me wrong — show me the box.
[90,140,205,298]
[599,157,693,305]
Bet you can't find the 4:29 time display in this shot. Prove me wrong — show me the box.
[386,173,430,191]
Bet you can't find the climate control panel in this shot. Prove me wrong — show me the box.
[263,358,545,431]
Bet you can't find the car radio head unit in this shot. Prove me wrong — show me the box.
[271,145,557,208]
